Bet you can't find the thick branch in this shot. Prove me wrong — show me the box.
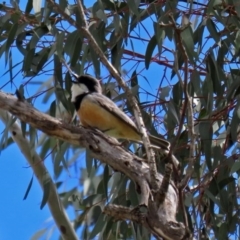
[0,91,184,239]
[104,204,188,240]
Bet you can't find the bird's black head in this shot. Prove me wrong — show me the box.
[71,75,102,102]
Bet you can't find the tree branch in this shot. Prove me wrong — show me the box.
[0,90,186,239]
[104,204,188,240]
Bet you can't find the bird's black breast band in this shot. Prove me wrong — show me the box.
[73,93,89,111]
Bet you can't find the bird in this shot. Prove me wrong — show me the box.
[71,74,170,151]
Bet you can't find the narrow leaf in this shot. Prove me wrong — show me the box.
[33,0,42,13]
[199,121,213,170]
[89,210,104,239]
[25,0,33,14]
[145,35,157,69]
[40,178,51,209]
[181,24,196,63]
[23,175,34,200]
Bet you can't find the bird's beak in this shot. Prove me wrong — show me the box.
[71,73,79,84]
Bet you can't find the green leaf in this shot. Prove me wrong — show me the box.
[21,121,26,138]
[86,149,93,176]
[54,142,68,177]
[205,189,221,206]
[153,22,165,59]
[110,37,123,73]
[29,125,37,149]
[6,22,18,50]
[64,30,82,67]
[168,99,180,125]
[30,228,47,240]
[130,1,159,32]
[103,165,109,200]
[199,121,213,170]
[218,222,228,240]
[39,138,51,160]
[23,48,35,73]
[56,31,65,59]
[90,46,101,77]
[23,175,34,200]
[145,35,157,69]
[126,0,139,17]
[226,76,240,102]
[230,103,240,142]
[89,208,104,239]
[59,0,68,11]
[171,50,184,79]
[207,53,221,96]
[36,48,49,73]
[190,70,201,96]
[16,32,28,56]
[71,37,82,67]
[181,24,196,64]
[33,0,41,13]
[55,87,70,112]
[193,22,204,46]
[131,221,137,240]
[172,81,183,106]
[218,177,235,193]
[82,194,103,207]
[113,13,121,36]
[25,0,33,14]
[233,0,240,18]
[103,217,114,238]
[0,116,17,152]
[128,180,138,206]
[130,70,139,99]
[202,74,213,114]
[5,22,18,65]
[40,177,51,209]
[30,26,49,50]
[206,18,220,43]
[96,9,107,23]
[230,162,240,174]
[80,44,89,74]
[43,0,53,24]
[54,54,63,87]
[49,100,56,117]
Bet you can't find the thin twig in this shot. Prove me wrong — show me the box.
[168,13,196,228]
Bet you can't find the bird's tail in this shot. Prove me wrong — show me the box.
[148,134,170,151]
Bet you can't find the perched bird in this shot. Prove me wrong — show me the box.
[71,74,170,151]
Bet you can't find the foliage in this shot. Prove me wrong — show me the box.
[1,0,240,239]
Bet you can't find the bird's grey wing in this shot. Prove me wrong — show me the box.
[89,93,171,151]
[90,93,139,134]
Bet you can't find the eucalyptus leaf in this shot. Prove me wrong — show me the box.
[40,177,51,209]
[145,35,157,69]
[23,175,34,200]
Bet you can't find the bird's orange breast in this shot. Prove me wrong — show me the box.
[77,97,141,141]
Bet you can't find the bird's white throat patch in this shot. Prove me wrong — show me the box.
[71,83,89,102]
